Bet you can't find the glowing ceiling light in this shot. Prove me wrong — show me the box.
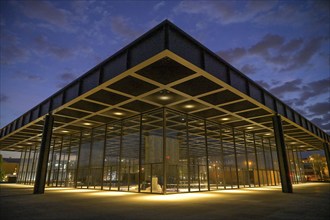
[184,104,195,109]
[61,130,69,133]
[246,126,254,129]
[83,122,92,126]
[221,117,230,121]
[114,112,124,116]
[265,133,271,136]
[159,96,170,100]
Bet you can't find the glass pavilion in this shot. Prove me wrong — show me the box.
[1,21,329,194]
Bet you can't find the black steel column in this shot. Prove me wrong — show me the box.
[219,125,226,189]
[138,114,143,193]
[232,128,240,188]
[243,131,251,187]
[252,133,261,187]
[272,115,292,193]
[324,142,330,177]
[33,114,54,194]
[162,108,167,194]
[186,114,191,192]
[204,120,210,191]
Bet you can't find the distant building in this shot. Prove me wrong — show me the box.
[0,155,19,182]
[302,154,329,181]
[0,21,329,194]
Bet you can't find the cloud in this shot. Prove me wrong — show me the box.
[255,80,271,89]
[269,79,302,97]
[57,72,77,88]
[280,38,303,53]
[281,37,326,71]
[0,44,29,64]
[267,77,330,109]
[153,1,165,11]
[17,0,72,30]
[34,35,74,59]
[59,72,76,81]
[240,64,257,75]
[300,78,330,101]
[308,102,330,133]
[217,34,328,72]
[110,16,140,40]
[175,0,277,25]
[0,94,9,103]
[311,114,330,133]
[254,1,330,28]
[217,47,247,62]
[249,34,285,57]
[0,32,29,64]
[13,72,44,81]
[307,102,330,116]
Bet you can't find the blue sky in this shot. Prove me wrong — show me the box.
[0,0,329,134]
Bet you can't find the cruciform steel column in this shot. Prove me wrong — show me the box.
[33,114,54,194]
[272,115,292,193]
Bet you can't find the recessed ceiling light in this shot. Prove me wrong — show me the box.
[83,122,92,126]
[246,126,254,129]
[61,130,69,133]
[184,104,195,109]
[221,117,230,121]
[159,96,170,100]
[114,112,124,116]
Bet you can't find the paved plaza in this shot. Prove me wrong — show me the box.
[1,183,329,220]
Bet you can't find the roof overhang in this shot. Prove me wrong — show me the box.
[1,20,328,152]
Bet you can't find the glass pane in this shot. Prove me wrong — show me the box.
[120,117,140,192]
[223,127,238,188]
[77,130,91,188]
[165,110,187,193]
[142,109,163,193]
[188,116,207,191]
[104,122,121,190]
[206,122,224,190]
[90,125,105,189]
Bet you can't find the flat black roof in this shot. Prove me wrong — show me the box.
[0,20,329,151]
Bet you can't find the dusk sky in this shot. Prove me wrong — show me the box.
[1,0,329,135]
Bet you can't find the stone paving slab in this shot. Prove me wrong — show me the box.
[1,183,329,220]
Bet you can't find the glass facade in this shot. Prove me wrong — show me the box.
[17,107,308,193]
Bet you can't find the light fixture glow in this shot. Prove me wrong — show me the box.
[246,126,254,129]
[159,96,170,100]
[184,104,195,109]
[114,112,124,116]
[83,122,92,126]
[221,118,230,121]
[61,130,69,133]
[265,133,271,136]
